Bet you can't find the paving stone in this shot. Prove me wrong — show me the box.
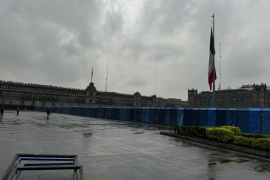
[0,111,270,180]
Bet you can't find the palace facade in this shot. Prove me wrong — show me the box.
[188,83,269,107]
[0,80,188,108]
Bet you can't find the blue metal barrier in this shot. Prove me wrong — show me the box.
[183,108,192,126]
[170,108,178,125]
[34,106,270,135]
[141,107,146,123]
[208,107,217,127]
[198,108,208,126]
[165,107,172,125]
[149,107,155,124]
[237,108,249,133]
[191,108,200,126]
[262,108,270,135]
[226,108,238,126]
[177,108,184,126]
[216,108,227,126]
[120,107,125,121]
[129,107,134,121]
[159,108,166,124]
[249,108,261,134]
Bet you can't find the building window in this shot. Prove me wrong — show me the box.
[15,93,20,99]
[32,94,36,100]
[21,94,25,99]
[57,96,60,101]
[37,95,41,101]
[9,93,14,99]
[47,96,51,101]
[52,96,56,101]
[42,95,46,101]
[26,94,31,100]
[89,99,92,103]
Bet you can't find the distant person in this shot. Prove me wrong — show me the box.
[17,106,20,116]
[1,106,4,117]
[47,109,51,119]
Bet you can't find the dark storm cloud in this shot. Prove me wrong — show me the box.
[139,0,194,34]
[0,0,103,87]
[0,0,270,99]
[125,75,147,87]
[123,40,184,62]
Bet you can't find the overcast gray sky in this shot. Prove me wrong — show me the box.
[0,0,269,100]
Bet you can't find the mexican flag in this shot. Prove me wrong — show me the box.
[208,28,216,90]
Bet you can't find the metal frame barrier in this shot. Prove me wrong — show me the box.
[1,154,83,180]
[183,108,192,126]
[216,108,227,126]
[191,108,200,126]
[262,108,270,135]
[159,108,166,124]
[226,108,238,126]
[208,107,217,127]
[249,108,262,134]
[170,108,178,125]
[165,107,172,125]
[237,108,250,133]
[198,108,208,126]
[149,107,155,124]
[34,106,270,135]
[154,108,161,124]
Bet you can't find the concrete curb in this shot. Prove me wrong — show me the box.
[160,132,270,159]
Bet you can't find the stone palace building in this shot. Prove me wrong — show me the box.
[0,80,188,108]
[188,83,269,107]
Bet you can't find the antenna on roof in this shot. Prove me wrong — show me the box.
[154,69,156,95]
[105,67,108,92]
[91,67,93,83]
[219,42,222,91]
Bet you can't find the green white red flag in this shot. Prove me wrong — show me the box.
[208,28,216,90]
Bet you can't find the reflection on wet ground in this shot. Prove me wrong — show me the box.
[0,110,269,180]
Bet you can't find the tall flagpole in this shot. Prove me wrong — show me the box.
[91,67,93,83]
[212,14,216,106]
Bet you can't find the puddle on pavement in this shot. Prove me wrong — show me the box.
[219,159,249,164]
[134,131,144,134]
[208,158,249,166]
[254,164,270,172]
[83,132,92,137]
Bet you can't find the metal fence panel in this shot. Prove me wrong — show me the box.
[149,107,155,124]
[216,108,227,127]
[262,108,270,135]
[237,108,249,133]
[183,108,192,126]
[207,107,217,127]
[198,108,208,126]
[249,108,262,134]
[191,108,200,126]
[165,107,172,125]
[34,106,270,135]
[226,108,238,126]
[170,108,178,125]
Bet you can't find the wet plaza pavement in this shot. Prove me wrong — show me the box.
[0,110,270,180]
